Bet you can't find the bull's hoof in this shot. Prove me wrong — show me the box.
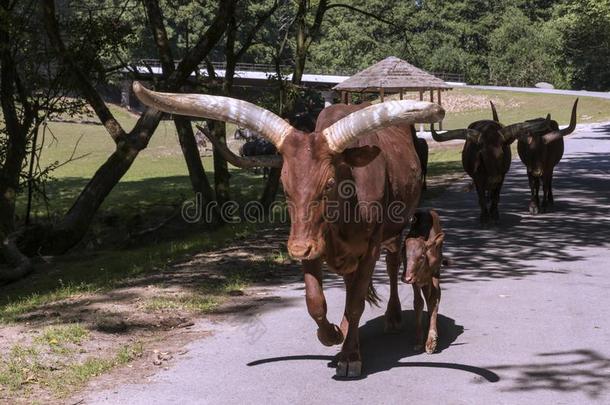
[336,359,362,378]
[317,324,343,347]
[413,343,424,352]
[425,333,438,354]
[529,202,540,215]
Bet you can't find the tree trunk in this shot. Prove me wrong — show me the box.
[174,116,216,205]
[260,168,281,210]
[210,121,231,206]
[26,109,163,254]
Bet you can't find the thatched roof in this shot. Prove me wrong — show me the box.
[333,56,452,92]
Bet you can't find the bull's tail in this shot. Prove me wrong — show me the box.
[365,280,381,307]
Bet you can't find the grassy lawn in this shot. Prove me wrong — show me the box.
[437,87,610,129]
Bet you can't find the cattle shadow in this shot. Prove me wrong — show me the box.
[247,309,498,382]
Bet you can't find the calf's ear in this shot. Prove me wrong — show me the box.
[426,232,445,251]
[342,145,381,167]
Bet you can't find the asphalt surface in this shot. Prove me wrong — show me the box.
[87,122,610,405]
[467,85,610,99]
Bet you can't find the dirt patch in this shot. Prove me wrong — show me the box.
[0,226,299,404]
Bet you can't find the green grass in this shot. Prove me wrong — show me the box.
[0,221,261,323]
[35,324,89,348]
[0,339,145,398]
[440,87,610,130]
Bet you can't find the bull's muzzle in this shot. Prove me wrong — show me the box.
[288,240,322,260]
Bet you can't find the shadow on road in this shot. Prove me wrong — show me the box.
[487,349,610,399]
[247,309,497,382]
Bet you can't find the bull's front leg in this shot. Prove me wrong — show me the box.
[413,284,425,351]
[541,171,554,212]
[527,172,541,214]
[423,277,441,354]
[384,250,402,333]
[489,178,504,223]
[303,259,343,347]
[336,250,377,378]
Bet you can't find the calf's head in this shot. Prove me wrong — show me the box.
[133,82,444,260]
[403,233,444,285]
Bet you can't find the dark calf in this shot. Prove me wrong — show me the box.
[402,210,444,354]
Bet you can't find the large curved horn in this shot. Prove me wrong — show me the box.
[560,98,578,136]
[322,101,444,153]
[195,125,283,168]
[490,101,499,122]
[431,127,482,143]
[133,82,294,149]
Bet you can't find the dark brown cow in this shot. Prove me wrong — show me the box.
[411,126,429,191]
[500,99,578,214]
[402,209,444,354]
[431,103,513,224]
[132,82,444,378]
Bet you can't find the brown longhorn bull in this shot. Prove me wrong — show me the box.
[431,102,513,224]
[500,99,578,214]
[132,82,444,378]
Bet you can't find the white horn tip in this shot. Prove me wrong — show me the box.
[132,81,144,94]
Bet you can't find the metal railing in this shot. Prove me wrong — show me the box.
[135,59,465,83]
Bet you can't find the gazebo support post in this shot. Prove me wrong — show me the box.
[438,89,443,130]
[419,90,424,133]
[399,89,404,100]
[429,89,434,131]
[380,87,385,102]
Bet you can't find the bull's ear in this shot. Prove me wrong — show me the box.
[426,232,445,251]
[342,145,381,167]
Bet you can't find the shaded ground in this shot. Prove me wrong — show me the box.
[82,122,610,404]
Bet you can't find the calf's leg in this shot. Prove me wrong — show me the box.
[303,259,343,347]
[384,250,402,333]
[413,284,425,351]
[424,277,441,354]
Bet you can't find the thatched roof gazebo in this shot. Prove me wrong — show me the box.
[333,56,452,128]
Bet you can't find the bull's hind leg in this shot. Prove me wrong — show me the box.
[303,259,343,347]
[528,172,541,214]
[489,179,504,224]
[336,250,377,378]
[384,250,402,333]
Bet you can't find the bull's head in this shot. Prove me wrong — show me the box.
[499,99,578,177]
[133,82,444,260]
[402,233,444,285]
[431,102,510,185]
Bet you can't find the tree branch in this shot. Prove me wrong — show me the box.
[142,0,175,77]
[326,3,397,28]
[41,0,126,143]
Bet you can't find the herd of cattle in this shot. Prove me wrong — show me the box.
[133,82,579,378]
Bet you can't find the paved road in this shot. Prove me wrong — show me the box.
[467,85,610,100]
[88,122,610,404]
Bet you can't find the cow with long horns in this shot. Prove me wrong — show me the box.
[132,82,444,378]
[500,99,578,214]
[431,102,513,224]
